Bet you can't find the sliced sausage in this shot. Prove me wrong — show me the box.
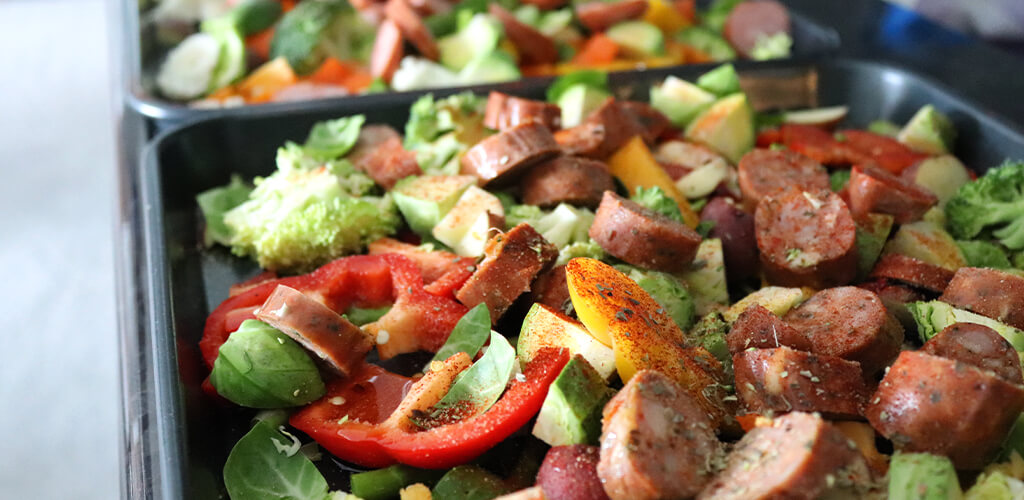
[700,197,758,286]
[461,122,560,186]
[754,189,858,288]
[940,267,1024,330]
[556,98,643,159]
[848,163,938,224]
[589,191,703,273]
[367,238,474,284]
[858,278,927,333]
[723,0,791,59]
[537,445,610,500]
[385,0,439,61]
[521,0,568,8]
[528,265,572,315]
[737,149,829,209]
[489,4,559,66]
[484,91,562,132]
[868,253,954,293]
[734,346,871,419]
[839,130,928,174]
[598,370,723,500]
[255,285,375,377]
[620,101,672,145]
[865,350,1024,469]
[921,322,1024,384]
[784,287,904,376]
[347,125,422,189]
[370,19,404,83]
[455,223,558,322]
[698,412,862,500]
[521,156,614,208]
[576,0,649,32]
[726,304,810,354]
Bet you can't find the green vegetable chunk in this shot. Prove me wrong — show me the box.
[208,0,281,36]
[749,32,792,60]
[430,303,492,367]
[696,64,741,97]
[350,465,443,500]
[887,452,962,500]
[868,120,901,137]
[546,70,608,103]
[197,175,252,247]
[438,14,503,71]
[616,265,696,331]
[854,213,895,280]
[532,355,614,447]
[631,186,684,223]
[649,75,715,128]
[405,93,488,174]
[946,161,1024,251]
[210,320,326,408]
[957,240,1012,269]
[965,470,1024,500]
[675,26,736,61]
[689,312,732,376]
[898,104,956,155]
[269,0,348,75]
[224,419,330,500]
[343,305,392,326]
[425,332,516,423]
[701,0,743,32]
[606,21,665,57]
[303,115,366,162]
[907,300,1024,350]
[829,169,851,193]
[432,466,509,500]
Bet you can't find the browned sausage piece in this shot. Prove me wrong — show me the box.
[455,223,558,322]
[921,322,1024,384]
[868,253,954,293]
[521,0,568,8]
[255,285,375,377]
[385,0,439,61]
[619,101,671,145]
[700,197,758,285]
[940,267,1024,330]
[734,346,871,419]
[598,370,723,500]
[726,304,810,354]
[461,122,560,186]
[737,149,829,209]
[865,350,1024,469]
[698,412,862,500]
[483,91,562,132]
[489,4,560,66]
[576,0,649,32]
[722,0,791,59]
[346,125,423,189]
[784,287,904,376]
[528,264,572,315]
[848,164,938,224]
[754,189,858,288]
[521,156,614,208]
[370,19,404,83]
[556,98,643,159]
[589,191,703,273]
[537,445,610,500]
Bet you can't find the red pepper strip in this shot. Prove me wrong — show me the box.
[839,130,927,174]
[291,348,570,469]
[380,348,570,469]
[374,256,469,356]
[422,265,474,299]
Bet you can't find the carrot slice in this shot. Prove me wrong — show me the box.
[571,34,619,66]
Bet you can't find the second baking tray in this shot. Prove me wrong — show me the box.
[123,0,840,133]
[128,58,1024,498]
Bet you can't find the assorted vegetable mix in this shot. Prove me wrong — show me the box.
[197,63,1024,499]
[150,0,795,105]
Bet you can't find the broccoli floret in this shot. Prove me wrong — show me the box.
[945,161,1024,250]
[749,32,793,60]
[956,240,1012,269]
[269,0,348,75]
[556,240,606,266]
[631,186,683,223]
[616,265,696,331]
[404,92,488,174]
[689,312,731,377]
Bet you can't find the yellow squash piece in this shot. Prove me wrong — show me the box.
[565,257,729,427]
[723,286,812,323]
[237,57,298,103]
[606,136,700,227]
[643,0,692,34]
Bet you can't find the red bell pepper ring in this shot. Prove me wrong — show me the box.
[290,348,570,469]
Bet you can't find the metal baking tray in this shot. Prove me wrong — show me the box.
[122,0,840,133]
[123,58,1024,499]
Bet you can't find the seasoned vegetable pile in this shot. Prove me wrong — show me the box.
[196,64,1024,499]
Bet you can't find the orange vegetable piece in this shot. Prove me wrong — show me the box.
[309,58,353,85]
[237,57,298,103]
[571,33,619,66]
[246,27,275,61]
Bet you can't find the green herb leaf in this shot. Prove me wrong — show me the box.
[303,115,366,161]
[224,420,330,500]
[196,175,252,247]
[429,303,492,367]
[429,331,516,419]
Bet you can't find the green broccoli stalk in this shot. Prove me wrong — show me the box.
[945,161,1024,250]
[615,265,696,331]
[630,186,684,223]
[404,93,489,174]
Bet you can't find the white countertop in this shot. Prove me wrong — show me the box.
[0,0,119,498]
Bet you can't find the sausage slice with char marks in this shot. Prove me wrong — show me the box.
[737,149,829,209]
[940,267,1024,330]
[598,370,723,500]
[848,164,938,224]
[723,0,791,59]
[385,0,439,60]
[255,285,375,377]
[528,264,572,315]
[755,189,858,288]
[484,91,562,132]
[590,191,703,273]
[922,322,1024,384]
[733,346,871,419]
[784,286,903,376]
[576,0,649,32]
[868,253,954,293]
[555,98,643,159]
[455,223,558,322]
[490,4,560,66]
[865,350,1024,470]
[461,122,560,186]
[347,125,422,189]
[620,101,671,145]
[370,19,404,82]
[698,412,862,500]
[521,156,614,208]
[726,304,811,354]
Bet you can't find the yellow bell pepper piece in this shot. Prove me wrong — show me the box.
[606,136,700,227]
[565,258,729,428]
[238,57,297,103]
[643,0,692,34]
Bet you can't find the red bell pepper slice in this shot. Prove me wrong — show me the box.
[838,130,927,174]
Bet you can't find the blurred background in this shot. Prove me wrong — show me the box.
[0,0,1019,498]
